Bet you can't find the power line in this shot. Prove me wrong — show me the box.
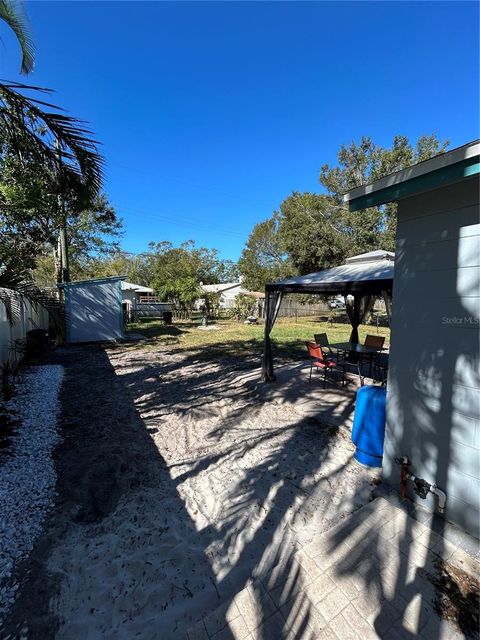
[106,161,262,209]
[114,202,248,239]
[103,248,240,265]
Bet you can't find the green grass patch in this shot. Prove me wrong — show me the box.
[127,316,390,361]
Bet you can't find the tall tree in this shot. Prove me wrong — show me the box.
[148,240,238,308]
[0,0,103,286]
[238,213,294,291]
[319,134,449,252]
[278,193,349,275]
[0,142,121,284]
[240,134,449,281]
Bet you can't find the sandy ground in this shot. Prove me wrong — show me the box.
[1,343,381,639]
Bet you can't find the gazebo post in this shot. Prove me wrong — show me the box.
[261,289,283,382]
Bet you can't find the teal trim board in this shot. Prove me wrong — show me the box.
[348,156,480,212]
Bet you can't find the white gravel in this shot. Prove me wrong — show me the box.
[0,365,63,623]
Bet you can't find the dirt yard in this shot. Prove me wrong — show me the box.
[1,341,380,639]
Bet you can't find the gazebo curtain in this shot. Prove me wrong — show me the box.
[344,294,373,344]
[261,290,283,382]
[382,289,392,325]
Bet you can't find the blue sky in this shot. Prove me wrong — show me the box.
[1,1,479,261]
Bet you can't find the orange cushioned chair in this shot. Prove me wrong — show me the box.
[361,334,386,377]
[305,341,343,388]
[364,335,386,349]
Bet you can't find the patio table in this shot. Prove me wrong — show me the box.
[328,342,387,356]
[328,342,388,384]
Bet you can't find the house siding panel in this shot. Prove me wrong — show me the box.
[384,176,480,537]
[66,280,123,343]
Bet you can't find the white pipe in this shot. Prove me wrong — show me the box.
[430,484,447,513]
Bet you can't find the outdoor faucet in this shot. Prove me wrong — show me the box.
[394,456,446,514]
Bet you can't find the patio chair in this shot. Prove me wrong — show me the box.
[342,352,364,387]
[313,333,336,359]
[360,334,386,378]
[364,335,386,349]
[373,352,389,386]
[305,341,343,388]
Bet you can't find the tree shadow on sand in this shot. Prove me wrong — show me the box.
[2,311,474,639]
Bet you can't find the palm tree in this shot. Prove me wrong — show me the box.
[0,0,35,74]
[0,0,102,327]
[0,0,104,194]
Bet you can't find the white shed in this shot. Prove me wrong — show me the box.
[60,276,125,343]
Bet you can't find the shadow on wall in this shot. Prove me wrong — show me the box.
[384,180,480,538]
[338,183,480,637]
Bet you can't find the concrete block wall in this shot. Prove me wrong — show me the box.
[384,176,480,538]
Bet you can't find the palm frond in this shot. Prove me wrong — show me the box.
[0,0,35,74]
[0,81,104,194]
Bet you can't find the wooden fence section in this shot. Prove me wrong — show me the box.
[0,289,49,366]
[276,298,330,318]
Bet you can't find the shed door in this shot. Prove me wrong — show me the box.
[67,281,123,342]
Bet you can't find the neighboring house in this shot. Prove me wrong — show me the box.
[197,282,244,310]
[121,281,155,306]
[344,140,480,537]
[59,276,125,343]
[196,282,265,312]
[121,281,154,320]
[121,281,171,320]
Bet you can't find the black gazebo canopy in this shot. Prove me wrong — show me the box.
[262,251,394,381]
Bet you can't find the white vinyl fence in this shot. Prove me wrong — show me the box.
[0,289,49,367]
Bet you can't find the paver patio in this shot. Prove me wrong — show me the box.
[187,495,479,639]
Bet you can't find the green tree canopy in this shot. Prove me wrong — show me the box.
[319,134,449,253]
[238,213,294,291]
[278,193,349,275]
[240,134,449,287]
[0,139,121,283]
[149,240,240,308]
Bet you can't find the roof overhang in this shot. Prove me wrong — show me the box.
[57,276,126,289]
[344,140,480,212]
[121,281,154,293]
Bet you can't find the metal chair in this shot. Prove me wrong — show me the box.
[365,335,386,349]
[360,334,386,378]
[373,352,389,386]
[342,351,364,387]
[305,341,343,388]
[313,333,337,360]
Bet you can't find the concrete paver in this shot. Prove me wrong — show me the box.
[186,496,479,640]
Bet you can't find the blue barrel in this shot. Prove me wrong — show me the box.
[351,386,387,468]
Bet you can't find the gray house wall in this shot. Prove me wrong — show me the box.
[384,176,480,537]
